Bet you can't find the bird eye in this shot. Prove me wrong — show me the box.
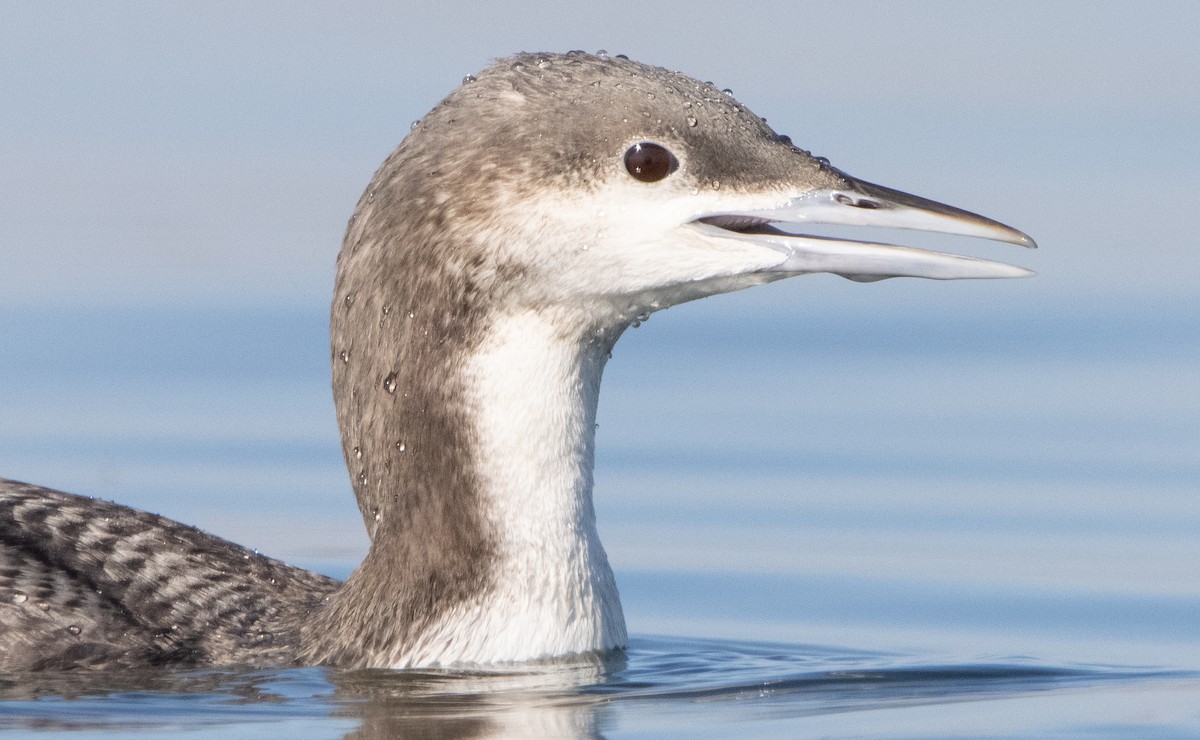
[623,142,677,183]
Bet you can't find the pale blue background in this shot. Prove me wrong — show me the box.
[2,0,1198,687]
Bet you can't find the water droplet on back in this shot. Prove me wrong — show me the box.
[686,116,697,127]
[383,372,398,394]
[66,625,82,636]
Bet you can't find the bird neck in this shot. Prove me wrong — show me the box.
[313,295,627,667]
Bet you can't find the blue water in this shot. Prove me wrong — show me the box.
[0,637,1193,738]
[2,282,1198,736]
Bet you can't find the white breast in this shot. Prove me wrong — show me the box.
[383,308,627,667]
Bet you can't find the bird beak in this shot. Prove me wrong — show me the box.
[694,172,1037,282]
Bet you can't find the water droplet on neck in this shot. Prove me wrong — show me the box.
[383,372,398,394]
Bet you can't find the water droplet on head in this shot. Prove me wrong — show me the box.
[11,592,27,604]
[410,120,420,131]
[722,88,734,95]
[537,59,552,69]
[353,446,362,460]
[395,441,406,452]
[67,625,82,636]
[339,350,349,364]
[596,49,609,58]
[510,61,526,70]
[686,116,697,127]
[344,293,354,307]
[357,470,367,485]
[382,305,392,315]
[462,74,476,84]
[383,372,398,394]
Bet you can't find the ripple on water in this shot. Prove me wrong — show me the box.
[0,636,1195,737]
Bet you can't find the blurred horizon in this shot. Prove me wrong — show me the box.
[2,2,1198,311]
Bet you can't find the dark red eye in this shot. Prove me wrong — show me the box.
[623,142,677,182]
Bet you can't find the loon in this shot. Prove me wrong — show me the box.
[0,52,1034,671]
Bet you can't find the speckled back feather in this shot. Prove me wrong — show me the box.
[0,479,338,671]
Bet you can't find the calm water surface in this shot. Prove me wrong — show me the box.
[2,283,1198,736]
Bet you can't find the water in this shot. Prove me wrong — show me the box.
[0,638,1193,738]
[1,282,1197,736]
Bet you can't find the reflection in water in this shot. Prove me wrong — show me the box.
[0,637,1190,738]
[331,651,622,739]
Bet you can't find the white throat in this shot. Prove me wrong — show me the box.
[386,308,627,667]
